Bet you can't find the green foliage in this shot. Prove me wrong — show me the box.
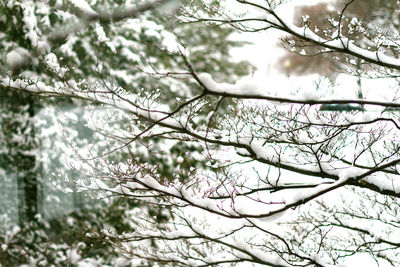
[0,196,142,266]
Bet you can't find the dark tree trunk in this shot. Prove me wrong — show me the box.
[0,90,40,225]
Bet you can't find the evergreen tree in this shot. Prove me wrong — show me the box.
[0,0,251,265]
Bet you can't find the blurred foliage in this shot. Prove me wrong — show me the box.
[0,0,251,265]
[278,0,400,81]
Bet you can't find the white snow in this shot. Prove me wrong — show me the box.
[338,167,362,181]
[66,248,81,264]
[26,30,38,47]
[94,23,109,42]
[301,87,318,100]
[37,40,51,54]
[6,48,29,69]
[22,5,39,47]
[69,0,98,18]
[112,184,131,195]
[257,209,288,222]
[157,0,181,15]
[198,73,264,95]
[287,23,400,67]
[342,251,392,267]
[87,179,110,190]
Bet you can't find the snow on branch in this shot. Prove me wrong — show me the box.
[194,0,400,70]
[197,72,400,109]
[4,0,175,76]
